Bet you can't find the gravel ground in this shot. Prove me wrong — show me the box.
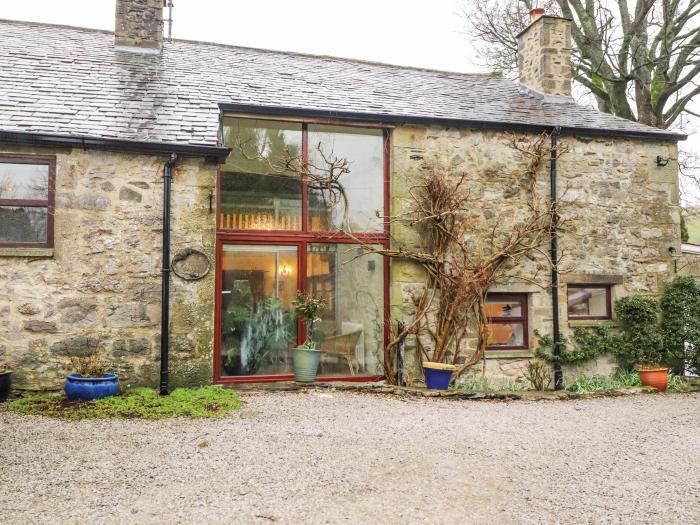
[1,391,699,525]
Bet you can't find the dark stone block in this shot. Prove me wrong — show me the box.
[113,338,151,357]
[119,187,142,202]
[24,320,58,333]
[50,336,99,356]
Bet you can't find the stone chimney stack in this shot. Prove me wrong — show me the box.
[517,10,572,98]
[115,0,164,52]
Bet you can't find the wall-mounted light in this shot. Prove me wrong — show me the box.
[208,189,214,213]
[656,155,670,167]
[669,246,681,274]
[280,264,292,277]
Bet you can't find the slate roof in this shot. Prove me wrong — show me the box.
[0,19,685,150]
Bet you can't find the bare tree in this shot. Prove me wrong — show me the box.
[462,0,700,129]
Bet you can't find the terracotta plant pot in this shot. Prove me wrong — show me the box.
[638,367,669,392]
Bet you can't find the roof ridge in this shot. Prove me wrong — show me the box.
[0,17,502,80]
[0,17,113,36]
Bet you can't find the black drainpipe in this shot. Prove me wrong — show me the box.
[550,127,563,390]
[160,153,178,395]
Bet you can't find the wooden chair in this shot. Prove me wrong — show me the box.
[317,330,362,376]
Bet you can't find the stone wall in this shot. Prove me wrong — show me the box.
[390,125,680,386]
[517,16,572,97]
[0,144,216,390]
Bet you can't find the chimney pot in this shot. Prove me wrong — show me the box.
[529,8,545,22]
[115,0,164,53]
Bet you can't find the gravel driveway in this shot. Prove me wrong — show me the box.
[1,391,698,524]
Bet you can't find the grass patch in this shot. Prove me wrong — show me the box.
[7,386,243,420]
[567,370,689,394]
[456,376,530,392]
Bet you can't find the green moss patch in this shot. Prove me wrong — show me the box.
[7,386,243,420]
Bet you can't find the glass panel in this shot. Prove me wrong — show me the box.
[0,206,48,243]
[486,322,525,347]
[220,245,298,376]
[307,244,384,376]
[307,125,384,232]
[485,298,523,318]
[221,119,303,230]
[567,287,609,317]
[0,163,49,200]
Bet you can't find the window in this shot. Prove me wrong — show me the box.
[567,285,611,320]
[0,157,55,248]
[217,117,388,382]
[220,118,385,234]
[485,294,528,349]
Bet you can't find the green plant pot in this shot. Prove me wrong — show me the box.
[293,347,321,382]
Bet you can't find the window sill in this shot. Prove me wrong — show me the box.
[0,247,54,257]
[567,319,616,328]
[485,349,533,359]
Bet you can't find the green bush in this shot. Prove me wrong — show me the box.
[612,295,667,369]
[535,326,620,364]
[660,276,700,375]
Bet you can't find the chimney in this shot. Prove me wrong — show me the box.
[115,0,164,53]
[517,11,572,98]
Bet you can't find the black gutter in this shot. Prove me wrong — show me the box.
[550,127,563,390]
[159,153,178,396]
[0,130,231,162]
[219,103,686,142]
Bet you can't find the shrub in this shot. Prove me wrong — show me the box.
[293,291,327,349]
[535,326,619,364]
[660,276,700,375]
[612,295,667,369]
[522,359,552,391]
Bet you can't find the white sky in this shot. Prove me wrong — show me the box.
[1,0,698,203]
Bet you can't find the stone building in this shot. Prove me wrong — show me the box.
[0,2,684,390]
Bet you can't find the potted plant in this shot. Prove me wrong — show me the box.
[292,291,327,382]
[422,362,458,390]
[614,296,670,392]
[64,341,119,401]
[0,361,11,402]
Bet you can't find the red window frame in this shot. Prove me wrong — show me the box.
[485,293,529,350]
[214,117,391,384]
[566,284,612,320]
[0,155,55,249]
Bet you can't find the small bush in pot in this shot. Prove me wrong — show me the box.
[64,340,119,401]
[291,292,327,382]
[613,295,672,391]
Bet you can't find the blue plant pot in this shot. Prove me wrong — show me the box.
[64,373,119,401]
[424,363,455,390]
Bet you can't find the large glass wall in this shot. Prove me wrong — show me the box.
[218,117,388,381]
